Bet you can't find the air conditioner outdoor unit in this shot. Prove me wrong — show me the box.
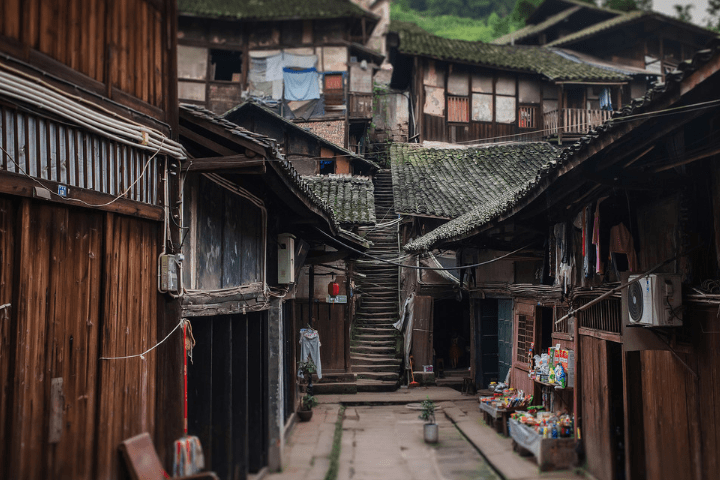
[627,274,683,327]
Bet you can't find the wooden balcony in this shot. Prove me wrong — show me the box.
[349,93,373,119]
[543,108,613,137]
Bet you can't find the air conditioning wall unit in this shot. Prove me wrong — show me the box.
[627,274,682,327]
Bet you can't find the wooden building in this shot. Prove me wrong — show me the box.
[387,22,654,145]
[176,0,383,151]
[495,0,717,80]
[0,1,187,479]
[404,39,720,480]
[178,104,370,478]
[390,142,562,385]
[224,101,379,176]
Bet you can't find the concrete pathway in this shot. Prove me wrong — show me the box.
[269,387,588,480]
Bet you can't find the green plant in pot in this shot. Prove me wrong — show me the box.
[419,396,438,443]
[297,360,318,421]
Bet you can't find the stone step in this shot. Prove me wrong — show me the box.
[351,344,397,355]
[354,339,395,347]
[351,353,402,364]
[355,327,398,335]
[312,373,355,383]
[356,379,398,393]
[352,363,401,372]
[355,371,400,382]
[313,382,358,395]
[354,336,397,344]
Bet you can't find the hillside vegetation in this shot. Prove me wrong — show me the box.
[391,0,545,42]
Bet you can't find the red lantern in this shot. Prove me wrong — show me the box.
[328,282,339,296]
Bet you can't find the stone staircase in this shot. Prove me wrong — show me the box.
[350,170,402,392]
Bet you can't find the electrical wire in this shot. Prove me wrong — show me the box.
[100,318,188,361]
[0,140,165,209]
[315,226,535,270]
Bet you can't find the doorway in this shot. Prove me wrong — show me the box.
[187,312,268,480]
[475,299,513,388]
[433,298,470,375]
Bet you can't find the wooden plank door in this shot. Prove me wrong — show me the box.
[497,299,514,384]
[411,296,433,368]
[475,300,498,388]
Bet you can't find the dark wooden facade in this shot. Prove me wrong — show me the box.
[0,1,183,479]
[418,43,720,480]
[0,0,178,131]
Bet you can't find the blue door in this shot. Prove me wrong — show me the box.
[497,299,513,384]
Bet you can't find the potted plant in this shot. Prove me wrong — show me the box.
[297,394,318,422]
[297,360,318,421]
[419,396,438,443]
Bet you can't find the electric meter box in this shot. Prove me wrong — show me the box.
[159,254,179,293]
[278,233,296,284]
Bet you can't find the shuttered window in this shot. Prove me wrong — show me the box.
[448,96,469,123]
[516,314,534,364]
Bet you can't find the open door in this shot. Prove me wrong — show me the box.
[497,299,513,384]
[411,296,434,369]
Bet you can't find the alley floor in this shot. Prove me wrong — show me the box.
[265,387,588,480]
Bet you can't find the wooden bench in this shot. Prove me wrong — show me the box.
[120,432,219,480]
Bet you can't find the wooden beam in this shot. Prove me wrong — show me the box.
[0,171,163,220]
[179,125,237,156]
[183,155,265,173]
[578,327,622,343]
[179,110,269,157]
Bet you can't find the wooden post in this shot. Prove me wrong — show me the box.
[308,265,315,328]
[558,85,564,144]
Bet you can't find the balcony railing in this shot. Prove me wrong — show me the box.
[348,93,373,118]
[543,108,613,136]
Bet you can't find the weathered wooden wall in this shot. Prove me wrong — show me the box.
[297,300,347,372]
[636,306,719,480]
[580,335,613,480]
[0,0,174,120]
[0,197,160,480]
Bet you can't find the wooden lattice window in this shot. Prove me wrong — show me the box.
[516,314,534,364]
[324,74,343,91]
[519,106,538,129]
[448,96,469,123]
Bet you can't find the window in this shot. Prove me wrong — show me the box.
[516,314,534,364]
[210,49,242,82]
[319,160,335,174]
[518,106,538,129]
[448,96,469,123]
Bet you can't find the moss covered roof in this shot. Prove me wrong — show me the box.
[391,142,560,221]
[178,0,375,21]
[303,175,376,225]
[493,6,582,45]
[391,23,629,82]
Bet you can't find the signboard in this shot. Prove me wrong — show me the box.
[326,295,347,304]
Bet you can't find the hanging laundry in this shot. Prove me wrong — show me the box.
[249,56,268,84]
[299,328,322,379]
[583,205,595,278]
[283,67,320,101]
[265,53,286,81]
[592,197,608,274]
[599,87,613,111]
[609,222,638,272]
[284,53,317,70]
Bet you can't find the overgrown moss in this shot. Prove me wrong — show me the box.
[324,405,346,480]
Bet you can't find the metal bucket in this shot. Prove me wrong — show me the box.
[424,423,439,443]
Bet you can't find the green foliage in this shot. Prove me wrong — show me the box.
[391,0,544,42]
[419,396,436,424]
[302,394,318,410]
[673,4,693,22]
[323,405,346,480]
[298,360,317,376]
[602,0,639,11]
[709,0,720,31]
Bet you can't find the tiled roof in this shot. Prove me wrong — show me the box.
[178,0,376,21]
[492,6,582,45]
[303,175,376,225]
[180,103,278,151]
[545,11,715,48]
[405,40,720,252]
[224,102,380,170]
[391,23,629,82]
[390,142,560,220]
[180,104,339,228]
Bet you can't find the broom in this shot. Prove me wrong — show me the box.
[173,320,205,477]
[408,354,420,388]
